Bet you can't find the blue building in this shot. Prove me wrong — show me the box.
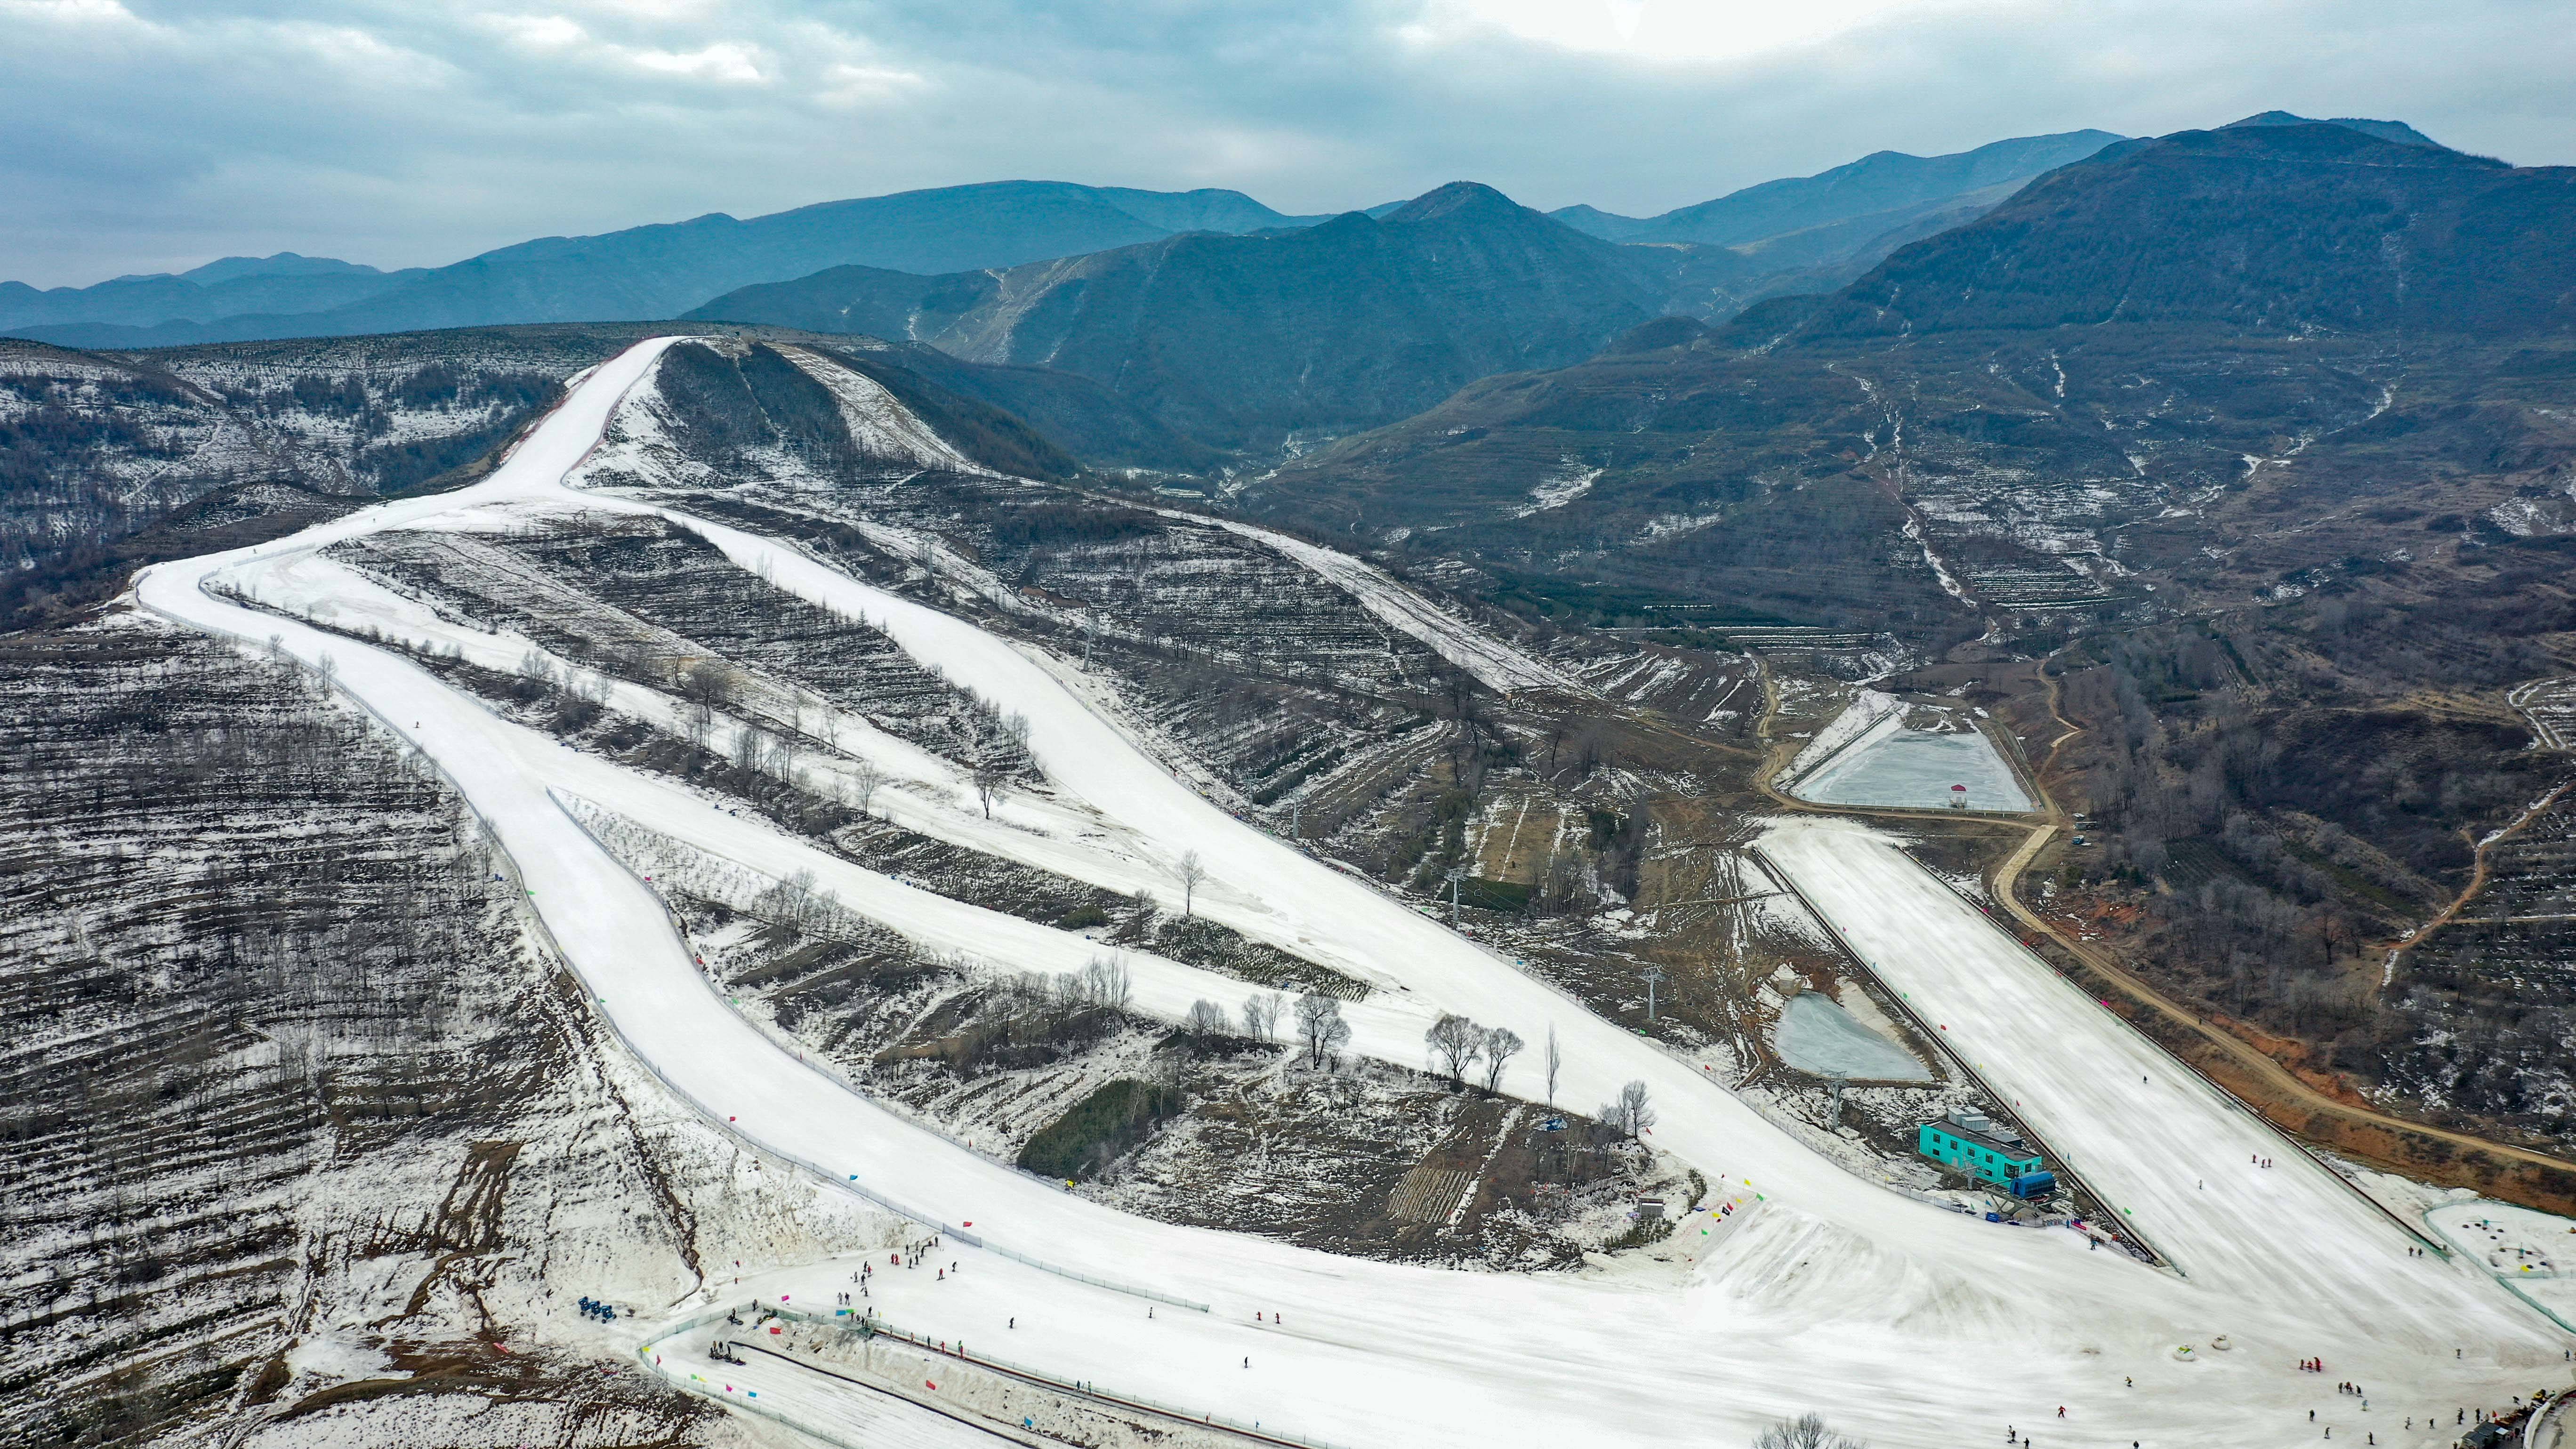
[1918,1112,2050,1195]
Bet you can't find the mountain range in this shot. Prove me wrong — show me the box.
[1548,129,2127,246]
[0,182,1334,348]
[2,132,2146,353]
[683,183,1671,448]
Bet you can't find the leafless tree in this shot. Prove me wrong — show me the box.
[972,758,1007,819]
[1753,1413,1866,1449]
[1183,999,1229,1037]
[1545,1022,1563,1104]
[678,660,735,710]
[1241,991,1284,1044]
[1601,1079,1655,1139]
[517,649,557,694]
[1174,850,1207,916]
[1077,955,1132,1010]
[1481,1027,1523,1094]
[1425,1012,1483,1087]
[845,758,887,815]
[1294,993,1349,1069]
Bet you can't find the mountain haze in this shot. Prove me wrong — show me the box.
[689,182,1672,448]
[1551,130,2129,247]
[0,182,1322,348]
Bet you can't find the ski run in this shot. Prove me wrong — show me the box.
[130,338,2573,1449]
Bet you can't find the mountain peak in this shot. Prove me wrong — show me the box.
[2222,111,2444,150]
[1384,182,1525,225]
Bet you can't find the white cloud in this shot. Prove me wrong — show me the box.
[0,0,140,23]
[627,39,766,82]
[1426,0,2010,64]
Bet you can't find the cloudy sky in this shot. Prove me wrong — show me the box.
[4,0,2569,287]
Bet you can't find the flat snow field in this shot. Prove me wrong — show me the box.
[1792,710,2034,812]
[131,338,2576,1449]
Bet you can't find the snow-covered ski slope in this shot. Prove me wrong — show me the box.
[131,338,2571,1448]
[1198,515,1578,696]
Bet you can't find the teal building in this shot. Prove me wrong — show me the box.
[1918,1113,2043,1187]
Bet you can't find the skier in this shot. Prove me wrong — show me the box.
[1009,1318,1015,1329]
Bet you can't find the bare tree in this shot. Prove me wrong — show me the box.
[1183,999,1229,1037]
[1425,1013,1483,1087]
[678,660,735,710]
[1481,1027,1523,1094]
[845,758,887,815]
[1173,850,1207,917]
[1241,991,1284,1044]
[1293,993,1349,1069]
[517,649,557,695]
[1078,955,1133,1010]
[971,757,1007,819]
[1600,1079,1655,1139]
[1545,1022,1563,1104]
[1753,1413,1866,1449]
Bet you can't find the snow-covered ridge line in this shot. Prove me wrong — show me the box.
[773,343,987,476]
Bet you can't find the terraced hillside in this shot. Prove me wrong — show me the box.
[0,618,901,1447]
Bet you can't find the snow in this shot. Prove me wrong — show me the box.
[1195,515,1578,696]
[2426,1201,2576,1330]
[1785,689,1902,778]
[129,338,2576,1449]
[1788,698,2034,813]
[773,344,986,475]
[1773,991,1932,1082]
[1510,461,1598,517]
[1757,816,2557,1353]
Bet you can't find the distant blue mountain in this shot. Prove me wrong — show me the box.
[1550,130,2131,248]
[1,182,1325,347]
[2221,111,2444,149]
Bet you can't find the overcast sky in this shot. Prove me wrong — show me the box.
[4,0,2569,287]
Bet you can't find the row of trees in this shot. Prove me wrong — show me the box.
[1179,989,1353,1068]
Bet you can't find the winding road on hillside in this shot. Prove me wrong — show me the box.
[131,338,2569,1449]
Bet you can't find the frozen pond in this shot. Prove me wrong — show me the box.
[1792,712,2032,813]
[1773,991,1932,1081]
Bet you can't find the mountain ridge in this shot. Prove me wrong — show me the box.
[685,181,1671,450]
[0,181,1324,346]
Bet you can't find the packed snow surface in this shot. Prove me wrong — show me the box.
[130,338,2575,1449]
[1773,991,1932,1082]
[1792,701,2033,813]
